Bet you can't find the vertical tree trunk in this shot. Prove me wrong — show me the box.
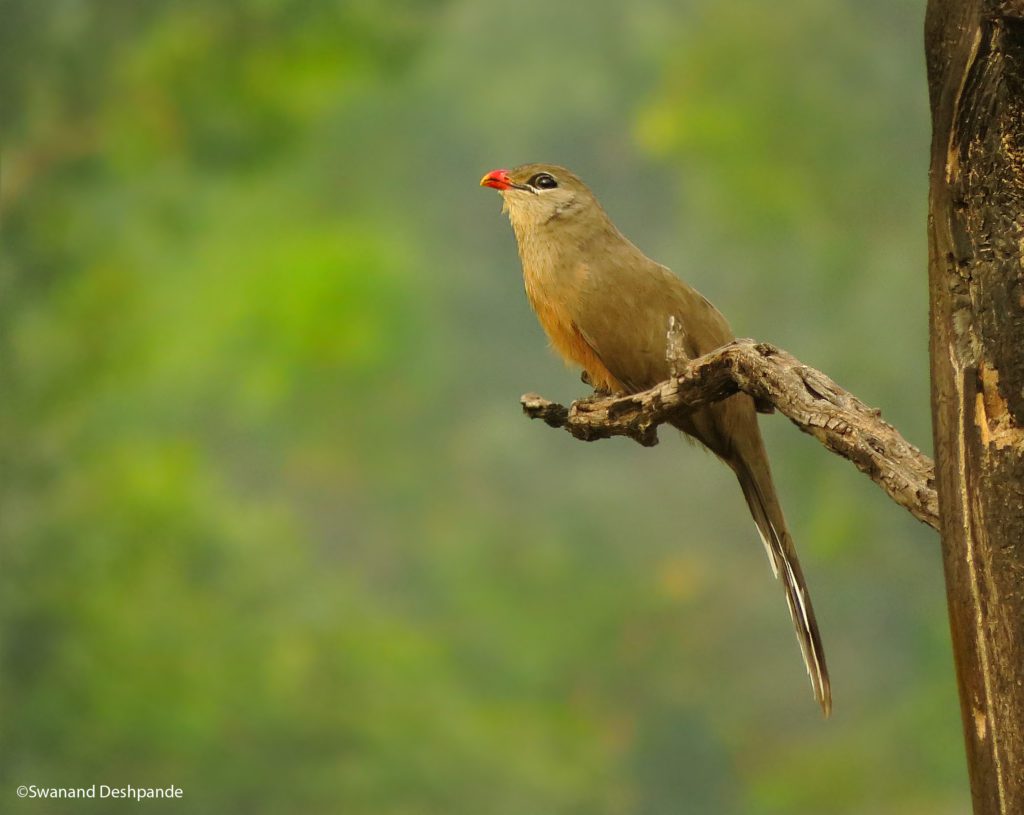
[925,1,1024,812]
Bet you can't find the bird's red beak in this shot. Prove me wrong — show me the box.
[480,169,512,191]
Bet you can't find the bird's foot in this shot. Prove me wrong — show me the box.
[579,370,613,397]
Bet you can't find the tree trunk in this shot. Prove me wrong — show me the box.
[925,1,1024,811]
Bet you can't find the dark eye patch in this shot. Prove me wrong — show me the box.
[529,173,558,190]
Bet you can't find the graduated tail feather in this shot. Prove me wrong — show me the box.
[734,455,832,717]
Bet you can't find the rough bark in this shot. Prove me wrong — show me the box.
[521,339,938,530]
[926,1,1024,811]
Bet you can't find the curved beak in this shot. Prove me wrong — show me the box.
[480,169,513,190]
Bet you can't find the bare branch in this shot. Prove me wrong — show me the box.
[521,339,939,530]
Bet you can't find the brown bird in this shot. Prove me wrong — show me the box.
[481,163,831,716]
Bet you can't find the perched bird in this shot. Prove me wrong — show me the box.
[481,163,831,716]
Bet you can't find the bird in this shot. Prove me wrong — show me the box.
[480,163,831,716]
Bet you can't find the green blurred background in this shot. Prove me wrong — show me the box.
[0,1,965,813]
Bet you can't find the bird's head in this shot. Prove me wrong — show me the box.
[479,164,598,234]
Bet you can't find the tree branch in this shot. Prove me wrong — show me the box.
[521,339,939,531]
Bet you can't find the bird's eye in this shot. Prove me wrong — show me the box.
[529,173,558,190]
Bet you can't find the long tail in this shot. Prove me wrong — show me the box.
[733,451,832,717]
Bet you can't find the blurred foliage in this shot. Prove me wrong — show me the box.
[1,1,966,813]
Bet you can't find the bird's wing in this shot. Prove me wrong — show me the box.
[573,322,644,393]
[574,260,733,392]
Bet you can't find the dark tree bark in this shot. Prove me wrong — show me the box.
[926,1,1024,811]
